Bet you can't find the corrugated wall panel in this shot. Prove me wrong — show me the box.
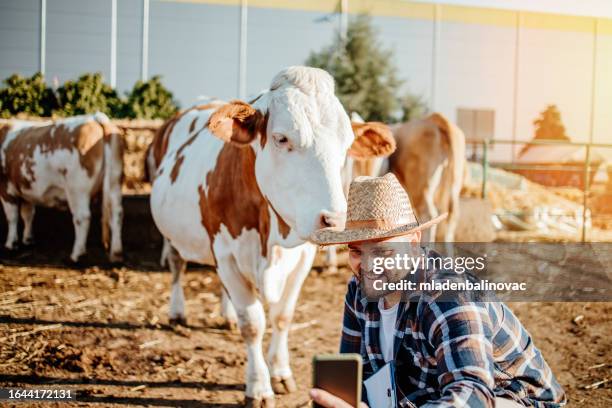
[117,0,144,93]
[593,27,612,162]
[372,16,434,105]
[516,27,594,145]
[0,0,41,79]
[246,6,337,98]
[45,0,111,84]
[436,20,517,161]
[594,31,612,145]
[149,1,240,107]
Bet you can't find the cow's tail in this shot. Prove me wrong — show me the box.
[95,112,124,261]
[428,112,466,241]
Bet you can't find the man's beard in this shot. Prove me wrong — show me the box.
[359,268,414,301]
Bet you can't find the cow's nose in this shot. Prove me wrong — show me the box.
[317,211,346,230]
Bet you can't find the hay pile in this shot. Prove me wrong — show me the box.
[113,119,162,195]
[462,162,612,242]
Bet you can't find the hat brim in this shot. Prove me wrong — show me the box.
[310,213,448,246]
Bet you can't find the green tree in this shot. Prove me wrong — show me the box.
[0,73,57,118]
[307,14,422,123]
[399,93,428,122]
[122,76,179,119]
[520,104,570,155]
[532,105,569,141]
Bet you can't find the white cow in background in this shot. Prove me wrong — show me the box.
[0,114,124,263]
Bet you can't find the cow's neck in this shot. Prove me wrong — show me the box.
[199,143,294,259]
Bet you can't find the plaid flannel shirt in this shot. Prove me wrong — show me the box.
[340,254,567,408]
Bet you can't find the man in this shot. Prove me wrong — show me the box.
[309,173,566,408]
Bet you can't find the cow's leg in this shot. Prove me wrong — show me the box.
[417,187,438,244]
[220,288,238,331]
[107,181,123,263]
[268,245,316,395]
[443,185,461,243]
[20,202,35,246]
[66,192,91,263]
[217,255,274,407]
[168,245,187,326]
[1,199,19,250]
[324,246,338,273]
[160,237,171,267]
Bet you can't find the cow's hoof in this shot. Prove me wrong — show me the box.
[63,256,86,269]
[109,252,124,264]
[4,243,19,252]
[244,396,275,408]
[271,376,297,394]
[169,316,187,326]
[21,238,35,249]
[221,319,239,332]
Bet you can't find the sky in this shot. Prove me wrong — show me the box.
[412,0,612,18]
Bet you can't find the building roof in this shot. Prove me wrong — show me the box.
[517,144,604,164]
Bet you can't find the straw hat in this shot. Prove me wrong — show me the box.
[311,173,447,245]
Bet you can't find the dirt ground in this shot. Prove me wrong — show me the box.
[1,248,610,407]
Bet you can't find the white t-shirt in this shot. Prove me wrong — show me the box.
[378,298,399,362]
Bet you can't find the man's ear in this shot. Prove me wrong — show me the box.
[348,122,396,159]
[207,100,265,145]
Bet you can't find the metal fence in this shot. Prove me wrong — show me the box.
[473,138,612,242]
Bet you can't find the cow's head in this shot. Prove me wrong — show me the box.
[207,66,392,241]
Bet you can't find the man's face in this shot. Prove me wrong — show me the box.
[347,231,422,299]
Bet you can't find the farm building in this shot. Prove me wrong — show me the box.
[0,0,611,164]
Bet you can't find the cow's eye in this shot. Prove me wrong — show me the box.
[273,134,291,150]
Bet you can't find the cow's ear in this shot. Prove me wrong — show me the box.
[348,122,396,159]
[207,100,265,145]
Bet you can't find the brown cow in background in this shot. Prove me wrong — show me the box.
[324,112,466,271]
[390,113,466,243]
[0,113,124,263]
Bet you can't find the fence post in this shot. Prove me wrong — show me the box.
[481,139,489,199]
[581,143,591,242]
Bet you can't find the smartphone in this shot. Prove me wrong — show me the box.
[312,353,362,408]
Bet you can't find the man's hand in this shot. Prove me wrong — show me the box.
[309,389,368,408]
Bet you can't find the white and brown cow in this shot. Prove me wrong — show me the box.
[149,67,392,407]
[0,113,124,262]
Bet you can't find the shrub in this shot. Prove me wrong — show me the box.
[122,76,179,119]
[0,73,57,118]
[54,73,123,117]
[0,72,178,120]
